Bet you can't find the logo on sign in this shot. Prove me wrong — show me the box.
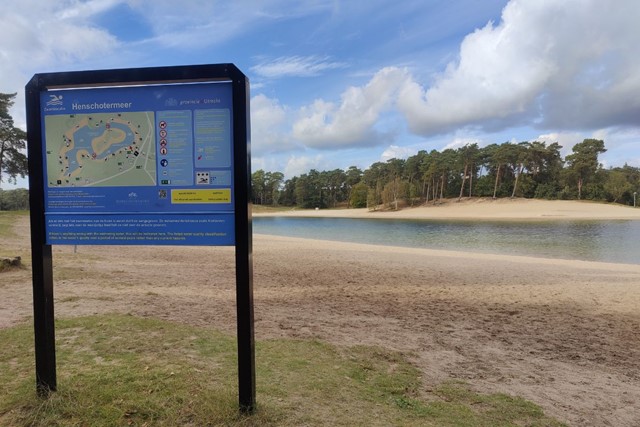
[46,95,64,106]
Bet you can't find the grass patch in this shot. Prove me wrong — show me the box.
[52,266,91,282]
[0,315,565,426]
[0,211,27,238]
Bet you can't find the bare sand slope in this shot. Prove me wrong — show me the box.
[255,197,640,221]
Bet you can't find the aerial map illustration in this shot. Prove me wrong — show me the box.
[45,112,156,187]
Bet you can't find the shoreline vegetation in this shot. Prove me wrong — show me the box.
[251,139,640,212]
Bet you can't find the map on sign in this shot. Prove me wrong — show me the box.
[45,112,156,187]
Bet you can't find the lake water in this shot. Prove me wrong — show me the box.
[253,216,640,265]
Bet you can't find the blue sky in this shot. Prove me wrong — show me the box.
[2,0,640,189]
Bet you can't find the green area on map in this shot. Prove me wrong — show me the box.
[45,112,156,187]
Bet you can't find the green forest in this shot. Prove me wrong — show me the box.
[252,139,640,210]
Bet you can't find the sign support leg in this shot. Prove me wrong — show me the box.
[233,69,255,413]
[27,78,57,396]
[31,243,57,395]
[236,241,256,413]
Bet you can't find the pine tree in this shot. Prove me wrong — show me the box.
[0,93,28,186]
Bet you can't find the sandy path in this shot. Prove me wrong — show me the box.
[2,206,640,426]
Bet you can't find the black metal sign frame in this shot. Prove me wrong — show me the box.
[25,63,255,411]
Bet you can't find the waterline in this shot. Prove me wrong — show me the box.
[254,217,640,265]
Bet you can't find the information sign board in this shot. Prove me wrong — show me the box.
[40,82,235,245]
[26,64,255,412]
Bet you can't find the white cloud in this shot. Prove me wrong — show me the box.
[380,145,416,162]
[590,128,640,168]
[252,156,285,175]
[442,137,483,151]
[283,155,327,178]
[536,132,583,158]
[0,0,333,96]
[251,56,346,78]
[399,26,549,134]
[397,0,640,136]
[0,1,120,125]
[292,67,410,148]
[0,3,119,69]
[284,0,640,152]
[537,128,640,168]
[250,94,296,155]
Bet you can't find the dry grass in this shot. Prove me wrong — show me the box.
[0,315,564,426]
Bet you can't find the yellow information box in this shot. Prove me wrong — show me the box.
[171,189,232,204]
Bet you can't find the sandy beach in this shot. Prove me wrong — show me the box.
[254,197,640,221]
[2,199,640,426]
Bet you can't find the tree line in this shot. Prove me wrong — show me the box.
[253,139,640,209]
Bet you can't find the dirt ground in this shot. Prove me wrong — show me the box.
[2,214,640,426]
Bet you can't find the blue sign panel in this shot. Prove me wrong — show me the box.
[45,213,235,245]
[40,82,235,245]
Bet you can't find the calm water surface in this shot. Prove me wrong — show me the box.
[254,216,640,265]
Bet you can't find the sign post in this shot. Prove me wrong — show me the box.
[26,64,255,411]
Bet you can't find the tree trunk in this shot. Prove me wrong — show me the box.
[0,142,5,182]
[511,164,524,198]
[493,164,501,199]
[425,180,430,205]
[458,163,468,201]
[433,178,438,205]
[468,164,473,198]
[577,177,583,200]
